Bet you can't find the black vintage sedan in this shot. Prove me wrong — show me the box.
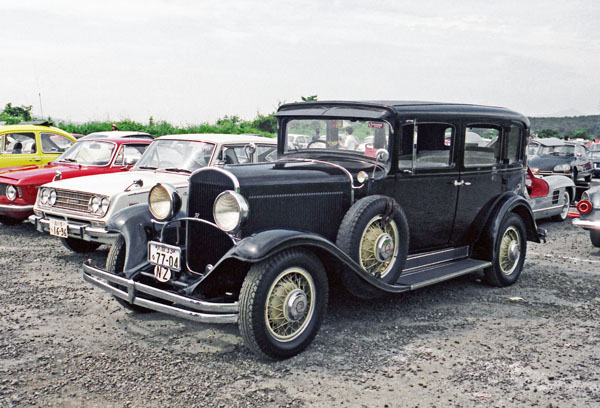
[528,138,593,183]
[83,101,544,360]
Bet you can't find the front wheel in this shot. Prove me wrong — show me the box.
[590,230,600,248]
[106,234,152,313]
[61,237,101,253]
[238,249,328,360]
[484,214,527,287]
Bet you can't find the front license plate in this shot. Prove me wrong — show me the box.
[49,219,68,238]
[148,241,181,271]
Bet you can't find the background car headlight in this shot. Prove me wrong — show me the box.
[213,191,249,232]
[6,185,17,201]
[553,163,570,172]
[49,190,57,206]
[40,188,50,205]
[149,183,181,221]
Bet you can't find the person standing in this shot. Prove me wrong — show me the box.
[344,126,358,150]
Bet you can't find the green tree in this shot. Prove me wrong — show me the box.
[301,95,318,101]
[1,102,33,124]
[572,129,587,139]
[537,128,559,138]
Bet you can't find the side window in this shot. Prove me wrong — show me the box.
[506,125,522,164]
[464,125,501,167]
[398,123,455,169]
[41,133,73,153]
[123,144,146,165]
[3,132,36,154]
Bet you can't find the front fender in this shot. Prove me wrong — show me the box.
[205,229,412,294]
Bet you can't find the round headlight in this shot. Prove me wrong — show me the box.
[357,171,368,184]
[6,185,17,201]
[553,163,570,172]
[149,183,181,221]
[100,197,110,215]
[89,196,101,213]
[213,191,249,232]
[49,189,57,206]
[40,188,50,205]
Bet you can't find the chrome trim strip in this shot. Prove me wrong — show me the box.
[532,204,563,213]
[190,166,241,192]
[0,203,34,211]
[82,263,238,323]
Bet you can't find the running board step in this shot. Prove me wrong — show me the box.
[396,258,492,290]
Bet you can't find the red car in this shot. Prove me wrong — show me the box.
[0,138,151,225]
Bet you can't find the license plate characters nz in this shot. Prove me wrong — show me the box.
[148,242,181,272]
[49,219,68,238]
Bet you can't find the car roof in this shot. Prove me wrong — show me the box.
[81,131,153,140]
[534,137,567,147]
[75,137,153,145]
[276,100,529,124]
[0,123,70,133]
[155,133,276,144]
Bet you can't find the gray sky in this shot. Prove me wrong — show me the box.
[2,0,599,124]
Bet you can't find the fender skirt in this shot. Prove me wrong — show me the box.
[206,229,413,294]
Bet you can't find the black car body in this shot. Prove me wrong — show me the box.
[589,144,600,177]
[83,101,543,359]
[528,138,593,183]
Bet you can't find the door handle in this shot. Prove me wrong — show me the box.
[30,159,41,162]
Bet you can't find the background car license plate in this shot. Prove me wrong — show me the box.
[49,219,68,238]
[148,242,181,271]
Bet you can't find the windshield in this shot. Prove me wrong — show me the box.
[284,119,390,159]
[134,139,216,172]
[55,140,116,165]
[591,151,600,159]
[538,145,574,156]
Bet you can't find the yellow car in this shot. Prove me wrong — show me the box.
[0,121,76,169]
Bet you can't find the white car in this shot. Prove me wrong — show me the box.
[29,134,277,252]
[78,131,154,140]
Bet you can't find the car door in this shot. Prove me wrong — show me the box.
[451,120,515,245]
[391,120,460,252]
[0,132,39,167]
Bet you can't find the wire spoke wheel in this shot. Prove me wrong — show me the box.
[498,226,521,275]
[359,215,399,279]
[265,267,315,342]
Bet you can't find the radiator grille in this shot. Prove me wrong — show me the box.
[186,170,236,273]
[53,190,93,213]
[0,183,6,196]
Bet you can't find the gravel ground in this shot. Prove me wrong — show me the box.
[1,214,599,407]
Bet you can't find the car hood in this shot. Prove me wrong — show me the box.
[0,164,41,175]
[41,170,189,196]
[0,164,83,184]
[528,155,572,171]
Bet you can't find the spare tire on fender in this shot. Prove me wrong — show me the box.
[336,195,409,299]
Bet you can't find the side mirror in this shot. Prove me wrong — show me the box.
[375,148,389,163]
[244,143,257,161]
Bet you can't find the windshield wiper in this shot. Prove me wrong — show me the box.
[138,165,158,170]
[59,158,78,163]
[163,167,192,174]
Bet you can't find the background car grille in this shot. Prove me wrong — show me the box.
[0,183,6,196]
[53,190,93,213]
[187,170,236,273]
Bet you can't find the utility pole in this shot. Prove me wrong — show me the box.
[38,92,44,119]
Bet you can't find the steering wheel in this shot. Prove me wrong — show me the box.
[306,140,327,149]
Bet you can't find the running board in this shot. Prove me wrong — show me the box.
[396,258,492,290]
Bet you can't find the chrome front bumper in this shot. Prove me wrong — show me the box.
[28,214,118,244]
[0,203,34,213]
[572,218,600,230]
[82,262,239,324]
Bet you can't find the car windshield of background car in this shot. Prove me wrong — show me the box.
[284,119,390,159]
[134,140,216,172]
[56,140,116,165]
[539,145,574,156]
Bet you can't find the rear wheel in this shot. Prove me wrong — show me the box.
[484,214,527,287]
[238,249,328,360]
[551,190,571,222]
[106,234,152,313]
[61,237,101,253]
[591,230,600,248]
[0,215,23,226]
